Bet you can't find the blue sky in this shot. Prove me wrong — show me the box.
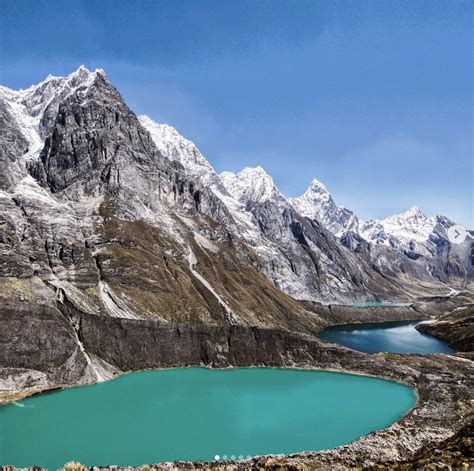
[1,0,472,226]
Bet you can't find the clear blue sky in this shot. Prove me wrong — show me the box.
[1,0,472,227]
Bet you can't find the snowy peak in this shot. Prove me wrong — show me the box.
[290,176,456,254]
[290,178,334,219]
[388,206,428,223]
[220,166,285,208]
[357,205,454,257]
[0,66,105,162]
[138,114,220,188]
[0,65,103,107]
[362,206,436,246]
[290,178,358,237]
[308,178,328,193]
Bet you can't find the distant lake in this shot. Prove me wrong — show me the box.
[318,320,454,354]
[0,368,416,469]
[351,301,411,307]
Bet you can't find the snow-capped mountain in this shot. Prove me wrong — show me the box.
[136,116,403,302]
[220,166,287,210]
[0,66,105,191]
[290,179,359,237]
[138,112,469,297]
[217,165,406,301]
[2,66,332,335]
[1,65,468,327]
[291,180,458,255]
[290,179,469,289]
[0,65,103,159]
[358,206,454,258]
[139,115,222,189]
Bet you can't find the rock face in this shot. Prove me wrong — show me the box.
[141,113,472,301]
[417,303,474,352]
[290,178,359,237]
[0,100,29,190]
[0,301,97,400]
[1,67,327,332]
[291,179,472,294]
[141,119,399,303]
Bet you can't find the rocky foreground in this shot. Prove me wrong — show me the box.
[417,303,474,354]
[0,296,473,470]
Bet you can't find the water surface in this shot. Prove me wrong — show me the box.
[0,367,415,469]
[351,301,411,307]
[319,320,454,354]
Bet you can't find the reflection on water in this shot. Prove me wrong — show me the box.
[318,320,454,354]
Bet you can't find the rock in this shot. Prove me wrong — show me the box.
[417,303,474,352]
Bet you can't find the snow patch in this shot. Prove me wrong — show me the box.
[187,247,242,325]
[220,166,286,208]
[98,280,140,320]
[193,232,219,253]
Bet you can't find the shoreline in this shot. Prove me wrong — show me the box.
[1,339,472,470]
[0,297,472,469]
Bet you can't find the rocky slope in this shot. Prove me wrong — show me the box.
[140,118,403,303]
[417,303,474,352]
[141,112,471,301]
[1,67,330,336]
[289,178,359,237]
[291,179,471,295]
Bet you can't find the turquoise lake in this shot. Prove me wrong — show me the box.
[318,320,454,354]
[351,301,411,307]
[0,367,416,469]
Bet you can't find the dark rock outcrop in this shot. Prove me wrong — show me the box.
[417,303,474,352]
[0,301,93,400]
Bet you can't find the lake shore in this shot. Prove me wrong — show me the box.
[1,295,472,469]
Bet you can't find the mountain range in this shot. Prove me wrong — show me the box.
[1,65,471,342]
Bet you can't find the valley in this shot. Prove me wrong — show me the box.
[0,67,472,470]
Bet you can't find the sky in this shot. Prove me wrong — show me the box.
[1,0,472,227]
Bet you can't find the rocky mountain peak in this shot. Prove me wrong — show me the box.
[378,206,435,243]
[138,115,219,189]
[308,178,329,193]
[290,178,334,216]
[290,179,358,237]
[1,65,468,316]
[0,65,107,166]
[220,166,285,209]
[395,206,427,221]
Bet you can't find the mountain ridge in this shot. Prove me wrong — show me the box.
[1,66,470,317]
[138,109,470,295]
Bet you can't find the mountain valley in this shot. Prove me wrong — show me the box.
[0,67,472,470]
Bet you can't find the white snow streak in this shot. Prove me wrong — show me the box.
[98,280,140,320]
[187,247,242,325]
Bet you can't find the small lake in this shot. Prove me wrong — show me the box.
[0,368,416,469]
[318,320,454,354]
[351,301,411,307]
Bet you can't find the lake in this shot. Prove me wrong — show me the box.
[318,320,454,354]
[0,367,416,469]
[351,301,411,307]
